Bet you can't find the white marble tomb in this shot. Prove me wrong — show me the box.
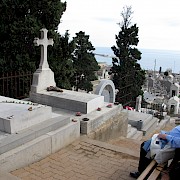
[0,96,52,134]
[30,28,104,113]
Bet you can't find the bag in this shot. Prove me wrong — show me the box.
[150,134,175,164]
[150,134,162,158]
[154,143,175,164]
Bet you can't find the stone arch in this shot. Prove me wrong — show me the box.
[95,80,115,103]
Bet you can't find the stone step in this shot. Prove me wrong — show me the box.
[127,126,137,138]
[126,110,153,130]
[156,117,170,131]
[142,114,154,127]
[131,131,143,141]
[141,118,158,136]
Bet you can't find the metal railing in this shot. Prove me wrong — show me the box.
[0,71,33,99]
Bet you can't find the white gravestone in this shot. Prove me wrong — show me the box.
[31,28,56,93]
[135,95,142,112]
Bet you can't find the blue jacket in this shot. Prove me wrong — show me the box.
[164,125,180,148]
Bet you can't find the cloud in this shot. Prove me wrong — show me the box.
[93,17,117,23]
[60,0,180,50]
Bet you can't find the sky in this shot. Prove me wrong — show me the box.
[58,0,180,51]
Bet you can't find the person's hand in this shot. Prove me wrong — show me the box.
[157,133,167,140]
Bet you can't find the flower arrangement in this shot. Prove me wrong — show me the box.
[114,102,120,105]
[76,112,82,116]
[106,104,112,108]
[97,107,102,111]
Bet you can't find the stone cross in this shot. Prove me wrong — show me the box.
[34,28,54,69]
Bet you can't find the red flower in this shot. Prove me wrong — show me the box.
[76,112,81,116]
[107,104,112,108]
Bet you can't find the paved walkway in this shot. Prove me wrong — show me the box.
[10,119,176,180]
[11,137,140,180]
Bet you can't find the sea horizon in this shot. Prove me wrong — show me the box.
[94,47,180,74]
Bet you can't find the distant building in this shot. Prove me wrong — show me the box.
[96,62,112,80]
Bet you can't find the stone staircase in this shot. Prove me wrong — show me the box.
[126,110,159,137]
[141,117,159,136]
[127,124,143,140]
[126,113,172,141]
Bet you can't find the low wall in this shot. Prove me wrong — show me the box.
[87,110,128,142]
[0,121,80,172]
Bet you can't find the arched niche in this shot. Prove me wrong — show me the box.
[95,80,115,103]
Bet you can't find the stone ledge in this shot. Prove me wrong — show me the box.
[0,121,80,172]
[0,115,70,155]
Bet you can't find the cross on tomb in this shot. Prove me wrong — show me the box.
[34,28,54,69]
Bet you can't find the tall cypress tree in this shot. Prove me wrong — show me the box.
[48,31,75,89]
[72,31,100,92]
[110,6,145,107]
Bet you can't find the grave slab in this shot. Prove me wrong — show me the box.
[30,89,104,114]
[0,96,52,134]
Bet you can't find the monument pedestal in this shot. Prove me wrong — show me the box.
[31,68,56,93]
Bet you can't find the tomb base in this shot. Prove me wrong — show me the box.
[30,89,104,114]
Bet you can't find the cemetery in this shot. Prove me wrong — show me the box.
[0,29,127,172]
[0,28,179,176]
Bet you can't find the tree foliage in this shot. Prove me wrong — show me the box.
[72,31,100,92]
[110,6,145,107]
[0,0,66,73]
[48,31,75,89]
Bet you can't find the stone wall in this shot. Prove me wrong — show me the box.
[87,111,128,142]
[0,121,80,172]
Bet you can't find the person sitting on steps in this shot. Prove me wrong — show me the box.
[130,125,180,179]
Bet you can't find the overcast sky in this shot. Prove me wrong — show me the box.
[59,0,180,51]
